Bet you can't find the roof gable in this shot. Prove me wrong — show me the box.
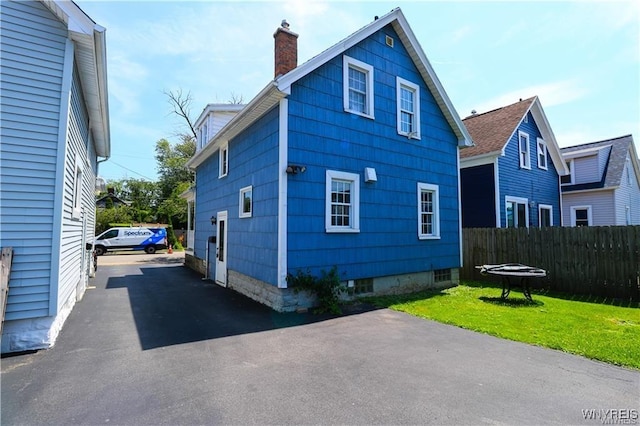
[188,7,471,169]
[276,8,471,148]
[561,134,639,188]
[461,96,568,174]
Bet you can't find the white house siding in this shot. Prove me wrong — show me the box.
[562,190,616,226]
[0,1,97,352]
[597,145,612,179]
[573,154,600,184]
[614,157,640,225]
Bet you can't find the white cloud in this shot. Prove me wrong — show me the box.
[470,78,591,115]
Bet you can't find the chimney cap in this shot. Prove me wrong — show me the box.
[281,19,290,29]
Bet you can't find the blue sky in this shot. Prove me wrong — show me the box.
[77,1,640,183]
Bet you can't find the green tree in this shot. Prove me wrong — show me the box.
[119,178,160,223]
[155,136,194,229]
[95,205,133,234]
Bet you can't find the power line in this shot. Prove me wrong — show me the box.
[106,161,155,181]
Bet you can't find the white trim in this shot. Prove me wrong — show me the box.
[277,99,288,288]
[537,138,548,170]
[326,170,360,233]
[518,131,531,169]
[505,195,529,228]
[396,77,420,139]
[460,151,502,169]
[538,204,553,227]
[457,149,463,266]
[72,153,83,220]
[560,159,575,185]
[570,205,593,227]
[239,185,253,218]
[417,182,440,239]
[218,142,228,178]
[343,55,374,119]
[494,160,501,227]
[558,176,564,226]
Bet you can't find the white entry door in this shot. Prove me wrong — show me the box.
[215,211,228,287]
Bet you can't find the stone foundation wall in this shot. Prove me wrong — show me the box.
[369,268,459,296]
[228,270,315,312]
[184,252,206,276]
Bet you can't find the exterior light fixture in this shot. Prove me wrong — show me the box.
[286,165,306,174]
[210,216,217,226]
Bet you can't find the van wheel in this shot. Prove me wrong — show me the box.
[145,245,156,254]
[95,246,106,256]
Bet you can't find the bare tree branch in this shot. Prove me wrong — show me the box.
[229,92,245,105]
[164,89,198,140]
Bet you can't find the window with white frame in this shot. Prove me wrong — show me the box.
[219,143,228,178]
[239,186,252,218]
[343,56,374,118]
[571,206,592,227]
[537,138,548,170]
[505,196,528,228]
[518,131,530,169]
[560,160,574,185]
[626,206,631,225]
[538,204,553,227]
[326,170,360,233]
[418,183,440,239]
[396,77,420,138]
[72,154,83,219]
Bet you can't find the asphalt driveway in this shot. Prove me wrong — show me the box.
[1,260,638,425]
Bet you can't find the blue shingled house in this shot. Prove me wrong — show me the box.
[186,8,472,311]
[460,97,568,228]
[0,0,110,352]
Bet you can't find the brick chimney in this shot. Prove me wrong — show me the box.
[274,20,298,77]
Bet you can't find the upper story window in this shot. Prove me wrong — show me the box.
[537,138,548,170]
[343,56,374,119]
[396,77,420,139]
[518,131,531,169]
[561,160,574,185]
[219,143,229,178]
[418,183,440,239]
[326,170,360,233]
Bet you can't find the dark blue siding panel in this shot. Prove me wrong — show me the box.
[286,25,462,280]
[498,112,561,227]
[194,107,280,285]
[461,164,496,227]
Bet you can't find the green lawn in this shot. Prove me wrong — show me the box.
[364,282,640,370]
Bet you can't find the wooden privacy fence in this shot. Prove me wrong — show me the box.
[462,226,640,301]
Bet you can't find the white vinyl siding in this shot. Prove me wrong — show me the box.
[561,191,616,226]
[343,56,374,119]
[572,154,600,184]
[0,0,70,320]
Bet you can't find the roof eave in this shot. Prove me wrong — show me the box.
[187,82,285,169]
[529,98,568,176]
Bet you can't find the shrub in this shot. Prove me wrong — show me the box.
[287,267,345,314]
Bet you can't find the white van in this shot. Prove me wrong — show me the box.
[93,227,168,255]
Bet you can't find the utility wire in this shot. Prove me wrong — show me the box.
[107,160,155,181]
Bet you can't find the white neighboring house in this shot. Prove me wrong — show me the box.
[560,135,640,226]
[0,0,110,352]
[181,104,244,255]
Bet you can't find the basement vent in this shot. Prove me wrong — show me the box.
[385,35,394,47]
[434,269,451,283]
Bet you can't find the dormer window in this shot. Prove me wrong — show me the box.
[561,160,574,185]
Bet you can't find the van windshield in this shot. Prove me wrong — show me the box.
[98,229,118,240]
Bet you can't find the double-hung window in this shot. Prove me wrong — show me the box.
[326,170,360,233]
[571,206,592,227]
[518,131,530,169]
[72,154,83,219]
[396,77,420,139]
[505,196,528,228]
[219,143,228,178]
[343,56,374,118]
[538,204,553,227]
[418,183,440,239]
[537,138,547,170]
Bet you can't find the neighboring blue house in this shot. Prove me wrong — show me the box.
[560,135,640,226]
[460,97,568,228]
[0,0,110,352]
[185,8,472,311]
